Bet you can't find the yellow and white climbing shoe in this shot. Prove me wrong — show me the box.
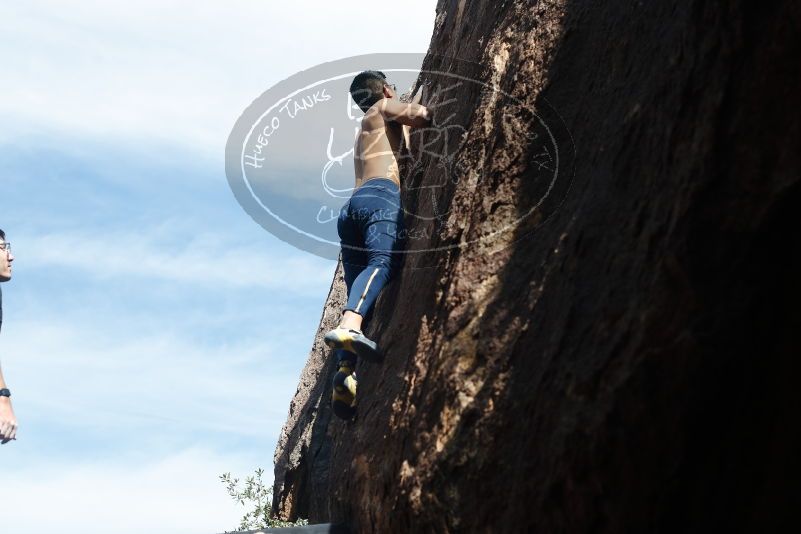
[332,364,358,420]
[323,327,382,362]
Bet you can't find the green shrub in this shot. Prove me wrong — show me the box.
[220,468,309,531]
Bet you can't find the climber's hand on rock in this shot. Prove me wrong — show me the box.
[412,84,425,104]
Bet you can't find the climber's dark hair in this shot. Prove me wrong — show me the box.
[349,70,388,113]
[0,228,5,240]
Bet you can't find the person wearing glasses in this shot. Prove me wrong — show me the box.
[0,228,17,444]
[324,70,433,419]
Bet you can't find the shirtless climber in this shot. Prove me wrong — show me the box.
[324,70,433,419]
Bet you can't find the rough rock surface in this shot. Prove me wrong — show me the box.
[274,0,801,531]
[273,262,345,520]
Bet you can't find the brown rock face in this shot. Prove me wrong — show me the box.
[274,0,801,532]
[273,262,346,520]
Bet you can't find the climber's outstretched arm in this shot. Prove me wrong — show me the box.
[376,91,432,128]
[402,85,428,148]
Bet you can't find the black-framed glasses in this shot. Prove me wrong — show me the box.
[385,83,397,92]
[0,242,10,252]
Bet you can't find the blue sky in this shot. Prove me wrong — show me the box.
[0,1,436,532]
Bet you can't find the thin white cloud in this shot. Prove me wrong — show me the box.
[0,448,264,534]
[0,312,315,534]
[0,0,437,156]
[17,228,336,294]
[4,317,304,437]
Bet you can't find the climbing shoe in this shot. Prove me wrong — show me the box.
[331,364,358,420]
[324,327,382,362]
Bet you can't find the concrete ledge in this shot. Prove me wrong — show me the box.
[222,524,350,534]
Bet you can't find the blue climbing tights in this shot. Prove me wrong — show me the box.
[335,177,405,365]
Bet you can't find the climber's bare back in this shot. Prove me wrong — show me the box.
[353,108,404,189]
[353,88,432,190]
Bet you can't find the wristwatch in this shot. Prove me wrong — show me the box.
[0,388,10,397]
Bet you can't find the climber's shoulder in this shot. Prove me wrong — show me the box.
[362,105,387,128]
